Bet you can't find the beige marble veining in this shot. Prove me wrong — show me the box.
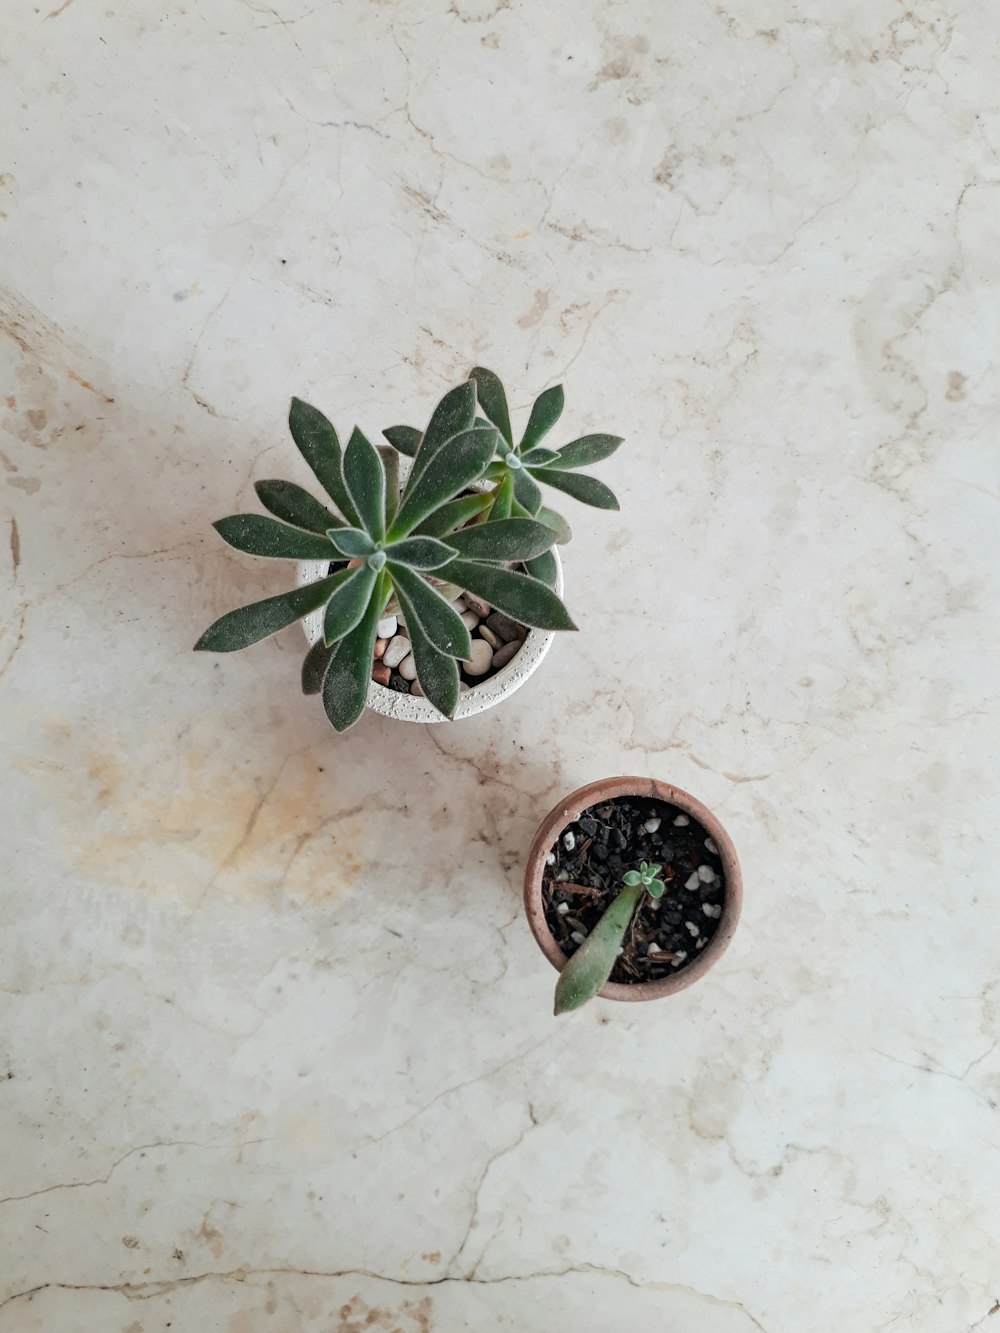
[2,1,999,1329]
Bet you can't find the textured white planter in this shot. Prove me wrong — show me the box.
[296,549,564,724]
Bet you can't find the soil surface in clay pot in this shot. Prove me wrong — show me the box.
[542,796,727,984]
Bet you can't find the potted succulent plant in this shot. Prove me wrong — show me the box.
[195,370,623,731]
[523,778,742,1013]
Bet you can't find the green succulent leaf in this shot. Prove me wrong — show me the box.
[323,563,378,647]
[491,472,514,520]
[532,468,620,511]
[554,882,644,1015]
[412,381,477,479]
[328,527,375,559]
[213,514,338,560]
[391,426,498,538]
[537,505,572,545]
[445,559,577,631]
[343,427,386,541]
[254,480,344,535]
[378,445,400,527]
[512,466,543,516]
[520,447,561,467]
[387,562,473,658]
[382,425,421,458]
[415,491,494,538]
[483,461,507,483]
[445,517,555,563]
[553,433,624,470]
[288,398,359,525]
[648,880,666,899]
[622,870,642,887]
[524,548,559,588]
[520,383,564,451]
[301,636,337,695]
[391,584,460,718]
[321,579,384,732]
[385,535,458,570]
[194,572,347,653]
[469,367,513,446]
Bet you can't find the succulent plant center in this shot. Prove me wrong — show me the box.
[367,549,387,572]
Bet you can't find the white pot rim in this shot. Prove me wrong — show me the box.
[296,549,564,724]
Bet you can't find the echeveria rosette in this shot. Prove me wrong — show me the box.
[466,367,623,584]
[553,862,666,1016]
[195,389,574,733]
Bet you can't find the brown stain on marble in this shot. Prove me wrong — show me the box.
[516,290,550,329]
[338,1295,433,1333]
[12,717,368,910]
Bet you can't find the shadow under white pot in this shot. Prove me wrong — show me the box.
[296,549,564,724]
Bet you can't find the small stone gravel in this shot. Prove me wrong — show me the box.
[542,796,726,985]
[462,639,493,676]
[479,625,501,650]
[463,592,491,618]
[377,615,397,639]
[492,640,520,670]
[485,610,521,643]
[382,635,411,669]
[460,610,479,630]
[673,814,690,827]
[397,654,418,681]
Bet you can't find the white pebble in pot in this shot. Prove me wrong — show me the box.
[398,654,418,681]
[377,615,397,639]
[462,639,493,676]
[382,635,410,669]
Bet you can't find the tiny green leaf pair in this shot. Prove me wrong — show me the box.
[553,863,667,1016]
[196,370,624,733]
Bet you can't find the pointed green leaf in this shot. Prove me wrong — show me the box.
[213,514,337,560]
[328,527,374,559]
[491,472,514,520]
[533,468,620,510]
[524,548,558,588]
[483,461,507,483]
[520,383,564,450]
[537,505,572,545]
[385,536,458,570]
[195,572,348,653]
[411,382,477,480]
[415,491,494,538]
[288,398,359,524]
[554,883,644,1015]
[254,480,344,535]
[387,562,472,658]
[323,563,378,646]
[390,426,498,538]
[321,570,386,732]
[445,559,577,631]
[520,447,560,467]
[553,433,624,470]
[391,584,460,718]
[301,636,337,694]
[446,517,555,563]
[648,880,666,899]
[382,425,421,458]
[469,367,513,446]
[343,427,386,541]
[512,467,543,515]
[378,445,400,527]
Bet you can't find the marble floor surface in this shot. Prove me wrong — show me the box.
[2,2,999,1330]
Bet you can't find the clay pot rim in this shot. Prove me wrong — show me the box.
[523,776,743,1003]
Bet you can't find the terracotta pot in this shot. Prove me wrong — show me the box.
[523,777,742,1002]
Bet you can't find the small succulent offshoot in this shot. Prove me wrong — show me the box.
[195,371,623,732]
[554,862,667,1015]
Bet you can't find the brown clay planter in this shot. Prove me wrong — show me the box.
[523,777,742,1002]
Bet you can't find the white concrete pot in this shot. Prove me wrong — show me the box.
[296,548,564,725]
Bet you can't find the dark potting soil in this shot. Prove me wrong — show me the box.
[541,797,726,985]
